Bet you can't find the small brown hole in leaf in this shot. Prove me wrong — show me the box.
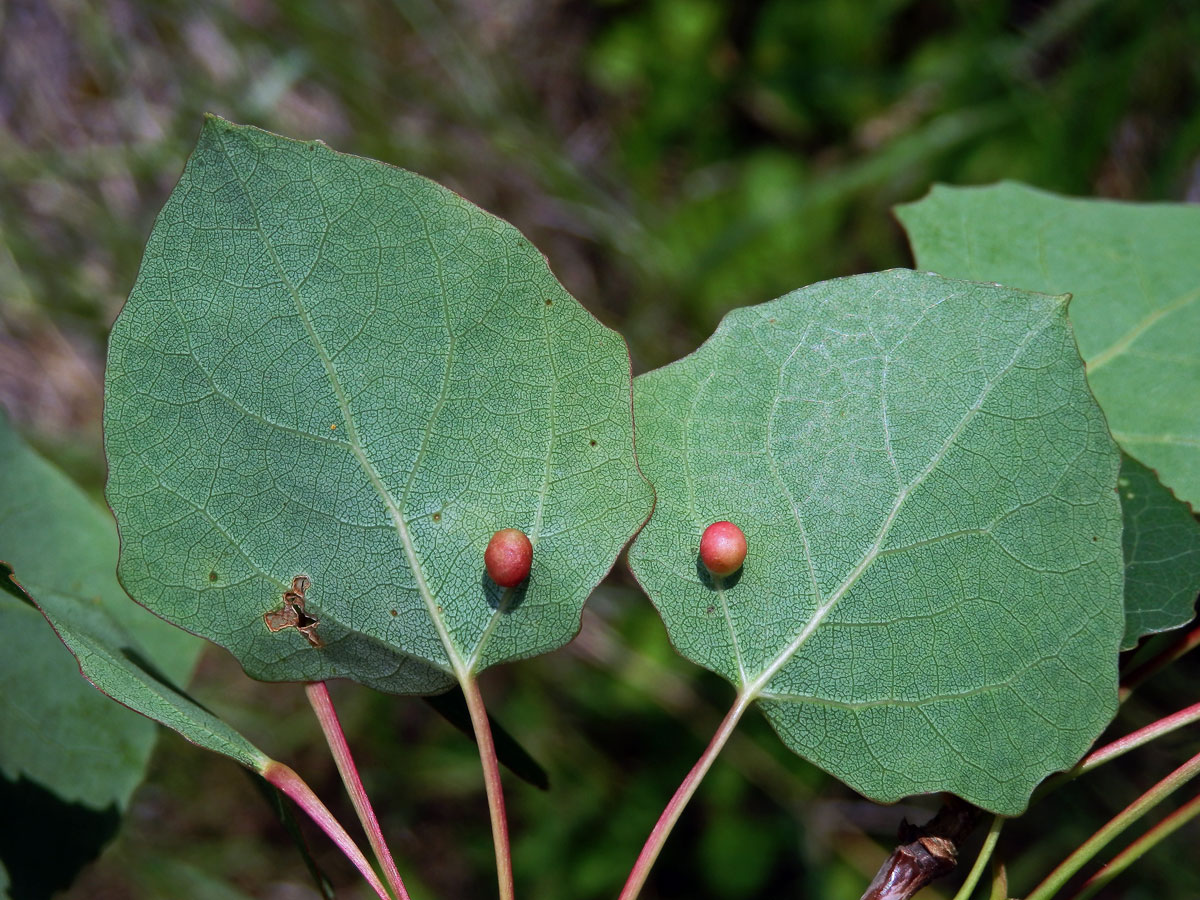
[263,575,321,648]
[589,439,597,447]
[545,298,553,306]
[208,571,218,582]
[264,605,299,632]
[390,609,398,616]
[706,605,715,615]
[432,512,442,522]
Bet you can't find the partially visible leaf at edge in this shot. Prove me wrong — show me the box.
[2,563,267,772]
[629,269,1123,815]
[1117,454,1200,649]
[104,116,653,693]
[0,412,203,809]
[896,181,1200,509]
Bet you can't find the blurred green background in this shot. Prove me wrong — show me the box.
[1,0,1198,898]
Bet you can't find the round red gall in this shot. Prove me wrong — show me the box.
[699,521,747,577]
[485,528,533,588]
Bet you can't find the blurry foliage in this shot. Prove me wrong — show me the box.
[1,0,1199,898]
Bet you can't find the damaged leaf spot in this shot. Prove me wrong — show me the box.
[208,570,218,582]
[263,575,323,648]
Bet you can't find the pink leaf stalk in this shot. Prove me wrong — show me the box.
[306,682,411,900]
[261,760,393,900]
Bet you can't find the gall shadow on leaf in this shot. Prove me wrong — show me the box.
[695,557,743,590]
[480,572,528,613]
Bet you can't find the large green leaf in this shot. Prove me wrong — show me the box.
[628,270,1124,815]
[0,413,203,810]
[105,117,652,691]
[896,182,1200,509]
[1117,454,1200,650]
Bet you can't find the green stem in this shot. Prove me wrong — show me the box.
[1070,789,1200,900]
[461,674,514,900]
[950,815,1004,900]
[306,682,410,900]
[618,693,751,900]
[1023,749,1200,900]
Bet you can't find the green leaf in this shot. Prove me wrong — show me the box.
[628,269,1124,815]
[1117,454,1200,650]
[896,182,1200,509]
[104,117,651,691]
[0,413,203,810]
[3,563,268,772]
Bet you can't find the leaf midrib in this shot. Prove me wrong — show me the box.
[214,130,466,678]
[1085,285,1200,373]
[738,301,1058,702]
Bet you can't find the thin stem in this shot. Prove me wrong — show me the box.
[1030,699,1200,804]
[1023,748,1200,900]
[1070,788,1200,900]
[618,694,751,900]
[461,674,514,900]
[950,815,1004,900]
[1119,623,1200,700]
[305,682,410,900]
[261,760,393,900]
[1074,700,1200,776]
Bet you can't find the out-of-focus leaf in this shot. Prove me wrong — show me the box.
[897,182,1200,509]
[629,270,1123,815]
[3,563,267,771]
[0,412,202,810]
[0,774,119,900]
[104,116,652,693]
[1117,454,1200,649]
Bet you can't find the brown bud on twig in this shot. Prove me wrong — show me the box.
[859,797,981,900]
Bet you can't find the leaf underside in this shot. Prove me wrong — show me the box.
[629,269,1124,815]
[896,181,1200,510]
[105,117,652,692]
